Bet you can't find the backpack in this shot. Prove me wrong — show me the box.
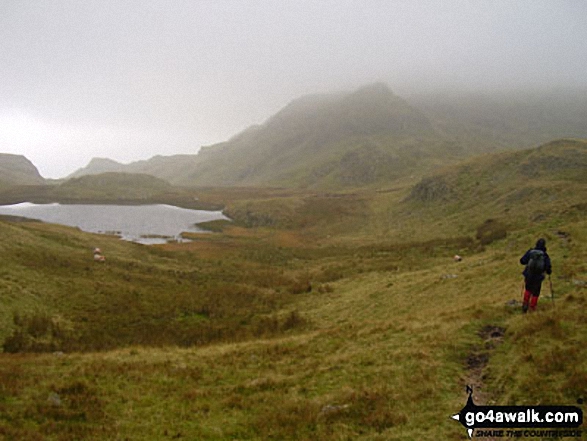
[526,249,545,276]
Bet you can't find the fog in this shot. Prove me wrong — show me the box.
[1,0,586,178]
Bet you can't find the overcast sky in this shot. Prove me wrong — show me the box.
[1,0,586,178]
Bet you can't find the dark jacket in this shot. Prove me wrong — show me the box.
[520,242,552,282]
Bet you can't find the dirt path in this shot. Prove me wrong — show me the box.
[461,325,505,440]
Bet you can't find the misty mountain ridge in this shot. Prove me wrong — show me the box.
[67,83,449,188]
[187,83,442,187]
[410,88,587,149]
[261,83,434,140]
[17,83,587,189]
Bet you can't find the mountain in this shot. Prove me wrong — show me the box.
[184,83,447,188]
[67,157,126,178]
[117,155,202,184]
[66,155,201,184]
[67,85,587,190]
[68,84,462,189]
[0,154,46,187]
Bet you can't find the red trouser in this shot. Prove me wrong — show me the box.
[523,290,539,311]
[523,277,543,312]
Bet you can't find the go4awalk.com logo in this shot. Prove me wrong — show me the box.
[451,387,583,439]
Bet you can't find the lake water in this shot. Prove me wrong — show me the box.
[0,203,228,244]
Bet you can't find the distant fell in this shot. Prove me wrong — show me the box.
[0,153,45,187]
[59,172,173,200]
[67,157,125,178]
[264,83,433,140]
[120,155,201,184]
[68,83,447,189]
[66,85,587,190]
[69,155,201,185]
[183,83,444,188]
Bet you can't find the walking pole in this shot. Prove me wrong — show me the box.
[549,275,555,307]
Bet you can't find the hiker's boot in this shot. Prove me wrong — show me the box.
[529,295,539,312]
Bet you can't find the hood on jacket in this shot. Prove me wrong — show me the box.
[535,238,546,251]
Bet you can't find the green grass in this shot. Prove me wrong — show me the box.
[0,219,313,352]
[2,217,584,439]
[1,140,586,439]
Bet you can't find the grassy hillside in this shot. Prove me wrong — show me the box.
[397,138,587,239]
[58,172,174,200]
[0,141,586,440]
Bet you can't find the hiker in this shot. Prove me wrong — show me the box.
[520,238,551,312]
